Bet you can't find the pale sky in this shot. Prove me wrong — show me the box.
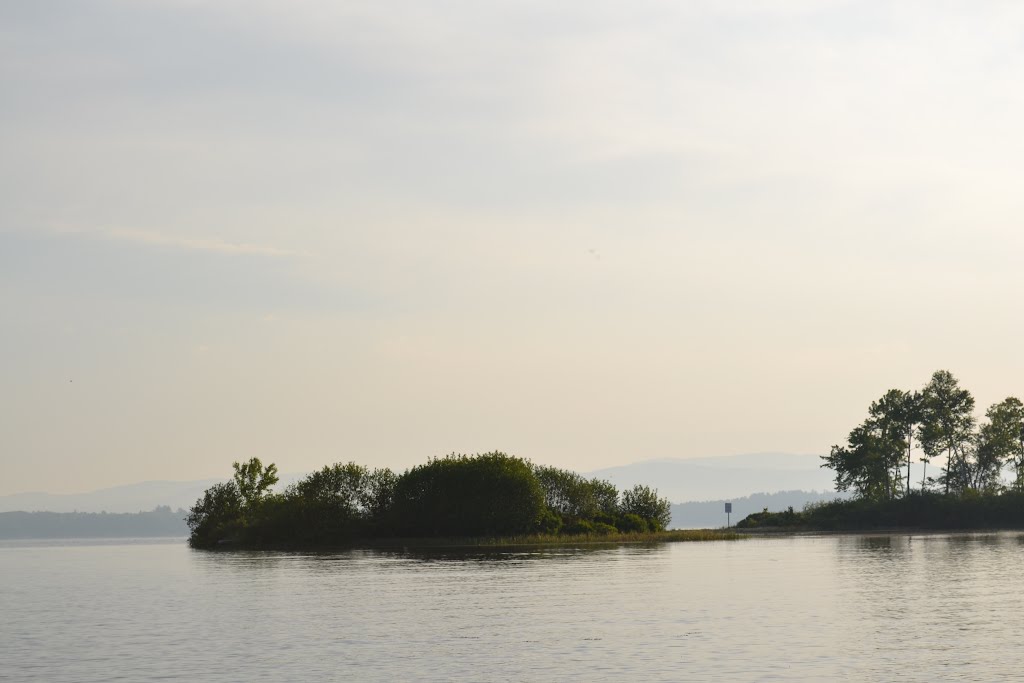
[3,1,1024,494]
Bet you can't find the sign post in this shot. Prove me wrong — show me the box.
[725,502,732,528]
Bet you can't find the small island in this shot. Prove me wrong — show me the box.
[187,452,739,549]
[739,369,1024,531]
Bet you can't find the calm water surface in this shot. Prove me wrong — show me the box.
[3,533,1023,681]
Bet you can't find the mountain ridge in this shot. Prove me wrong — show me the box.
[583,452,834,503]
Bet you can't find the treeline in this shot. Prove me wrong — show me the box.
[737,493,1024,531]
[822,370,1024,499]
[759,370,1024,532]
[0,507,187,539]
[187,452,672,549]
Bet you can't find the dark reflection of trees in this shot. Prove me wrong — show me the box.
[859,535,896,553]
[859,535,890,551]
[897,533,1024,593]
[384,541,671,565]
[189,548,294,575]
[930,533,1007,578]
[834,535,913,608]
[943,532,1001,548]
[836,533,912,560]
[189,541,673,574]
[836,531,1015,563]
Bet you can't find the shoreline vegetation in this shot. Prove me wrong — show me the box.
[737,493,1024,531]
[188,452,737,550]
[739,369,1024,532]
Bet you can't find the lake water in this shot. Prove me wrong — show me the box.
[3,533,1023,681]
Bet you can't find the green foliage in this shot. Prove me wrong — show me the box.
[615,513,649,533]
[869,388,921,498]
[184,458,281,547]
[978,397,1024,492]
[820,372,1024,503]
[589,479,620,517]
[822,388,915,501]
[252,463,400,546]
[822,422,904,501]
[536,508,563,534]
[292,462,371,517]
[295,463,359,505]
[877,389,924,494]
[920,370,976,495]
[532,464,660,532]
[392,452,545,537]
[364,468,398,522]
[620,484,672,530]
[562,519,596,535]
[533,466,619,520]
[187,481,243,548]
[232,458,279,507]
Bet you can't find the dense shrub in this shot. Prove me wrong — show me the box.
[536,508,563,534]
[392,452,545,537]
[736,506,804,529]
[533,466,618,519]
[562,519,596,535]
[615,513,649,533]
[186,482,243,547]
[620,484,672,531]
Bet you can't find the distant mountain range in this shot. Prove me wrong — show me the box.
[583,452,835,503]
[1,452,836,516]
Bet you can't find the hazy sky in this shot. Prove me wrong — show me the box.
[3,1,1024,494]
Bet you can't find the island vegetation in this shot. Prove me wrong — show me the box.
[739,369,1024,531]
[187,452,733,549]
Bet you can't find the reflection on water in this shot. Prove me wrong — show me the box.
[3,533,1024,682]
[386,542,672,564]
